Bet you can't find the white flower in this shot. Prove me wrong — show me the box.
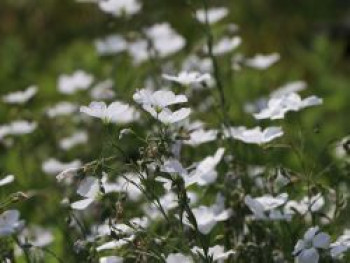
[185,148,225,187]
[162,71,211,86]
[90,79,115,100]
[331,230,350,258]
[195,7,229,24]
[145,23,185,58]
[245,53,280,69]
[127,39,149,64]
[293,226,330,263]
[104,173,143,202]
[58,70,94,95]
[56,167,80,182]
[271,81,307,98]
[46,102,78,118]
[166,253,193,263]
[6,120,37,136]
[144,192,178,220]
[71,176,102,210]
[227,126,283,144]
[284,193,325,215]
[253,92,323,120]
[2,85,37,105]
[95,35,127,55]
[185,194,232,234]
[212,36,242,55]
[0,210,24,237]
[192,245,235,262]
[99,256,124,263]
[184,129,218,146]
[98,0,141,16]
[133,89,190,124]
[59,131,88,150]
[80,101,139,123]
[42,158,82,175]
[0,175,15,187]
[245,193,290,220]
[20,226,54,247]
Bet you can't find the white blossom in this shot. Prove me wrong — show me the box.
[166,253,193,263]
[162,71,211,86]
[95,35,127,55]
[90,79,115,100]
[293,226,330,263]
[245,53,280,69]
[253,92,323,120]
[195,7,229,24]
[0,175,15,187]
[331,230,350,258]
[59,131,88,150]
[192,245,235,262]
[80,101,139,123]
[58,70,94,95]
[133,89,190,124]
[212,36,242,55]
[46,102,78,118]
[0,210,24,237]
[99,256,124,263]
[145,23,185,58]
[42,158,82,175]
[227,126,283,144]
[98,0,141,16]
[185,194,232,234]
[2,86,37,105]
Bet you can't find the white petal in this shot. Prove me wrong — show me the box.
[71,198,94,210]
[313,232,331,249]
[297,248,319,263]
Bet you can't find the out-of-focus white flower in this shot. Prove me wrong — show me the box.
[211,36,241,55]
[0,210,24,237]
[95,35,127,55]
[127,39,149,64]
[98,0,141,16]
[166,253,193,263]
[182,55,213,73]
[133,89,190,124]
[3,121,37,137]
[20,226,54,247]
[58,70,94,95]
[97,236,134,251]
[145,23,185,58]
[42,158,82,175]
[0,175,15,187]
[144,192,178,220]
[245,53,280,70]
[195,7,229,24]
[185,194,232,234]
[284,193,325,215]
[80,101,139,124]
[56,167,80,182]
[227,126,283,144]
[271,81,307,98]
[245,193,290,220]
[162,71,211,86]
[185,148,225,187]
[71,176,102,210]
[331,230,350,258]
[104,173,143,202]
[184,129,218,146]
[2,86,38,105]
[192,245,235,262]
[59,131,88,150]
[46,102,78,118]
[99,256,124,263]
[90,79,115,100]
[253,92,323,120]
[293,226,330,263]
